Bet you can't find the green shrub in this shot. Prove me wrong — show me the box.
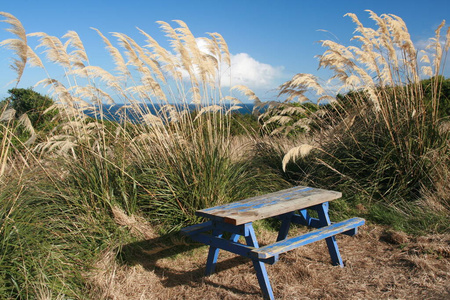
[2,88,58,131]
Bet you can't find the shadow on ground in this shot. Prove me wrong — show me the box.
[118,233,260,297]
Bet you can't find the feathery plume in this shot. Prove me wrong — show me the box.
[91,28,130,78]
[124,31,166,82]
[0,108,16,122]
[0,12,29,85]
[137,27,177,78]
[18,113,36,146]
[209,32,230,66]
[221,96,242,105]
[282,144,315,171]
[63,30,88,68]
[194,105,223,121]
[26,45,44,68]
[142,113,163,127]
[265,115,292,126]
[231,85,260,102]
[226,105,242,114]
[28,32,71,68]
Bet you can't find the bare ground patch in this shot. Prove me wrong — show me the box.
[88,224,449,299]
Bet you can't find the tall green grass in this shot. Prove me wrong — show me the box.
[278,11,449,233]
[134,119,288,231]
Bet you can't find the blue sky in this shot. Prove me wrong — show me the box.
[1,0,449,102]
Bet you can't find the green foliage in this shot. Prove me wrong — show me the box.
[187,111,262,136]
[67,152,139,215]
[421,76,450,118]
[330,81,449,198]
[250,140,307,184]
[334,76,450,119]
[3,88,57,130]
[0,164,140,299]
[367,202,449,235]
[229,112,261,136]
[0,88,58,151]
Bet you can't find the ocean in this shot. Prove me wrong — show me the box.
[86,103,256,123]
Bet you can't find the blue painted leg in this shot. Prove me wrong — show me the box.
[299,209,311,226]
[252,260,274,300]
[324,235,343,266]
[230,233,240,243]
[299,208,321,228]
[245,224,274,300]
[276,212,294,241]
[205,229,223,276]
[316,202,344,267]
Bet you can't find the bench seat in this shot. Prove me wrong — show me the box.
[180,221,213,237]
[251,217,365,260]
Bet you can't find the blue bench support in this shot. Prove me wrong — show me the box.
[182,222,274,299]
[276,212,295,242]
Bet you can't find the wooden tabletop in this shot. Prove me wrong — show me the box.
[196,186,342,225]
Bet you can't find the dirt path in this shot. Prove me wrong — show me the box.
[89,224,449,299]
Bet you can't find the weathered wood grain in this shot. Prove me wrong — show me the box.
[196,186,342,225]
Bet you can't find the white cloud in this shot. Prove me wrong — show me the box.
[180,38,284,91]
[219,53,284,89]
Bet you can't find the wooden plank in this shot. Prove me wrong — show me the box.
[251,217,365,259]
[196,186,342,225]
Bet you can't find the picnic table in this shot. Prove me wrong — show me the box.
[181,186,365,299]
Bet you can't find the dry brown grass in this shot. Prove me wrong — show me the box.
[87,223,449,299]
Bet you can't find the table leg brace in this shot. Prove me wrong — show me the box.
[204,224,275,299]
[316,202,344,267]
[205,228,223,276]
[205,232,241,276]
[245,225,274,300]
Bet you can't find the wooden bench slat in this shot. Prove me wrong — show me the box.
[180,221,213,236]
[196,186,342,225]
[251,217,365,259]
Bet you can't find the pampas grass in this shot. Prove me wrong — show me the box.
[0,12,30,85]
[278,11,449,224]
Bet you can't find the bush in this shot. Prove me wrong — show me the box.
[3,88,57,131]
